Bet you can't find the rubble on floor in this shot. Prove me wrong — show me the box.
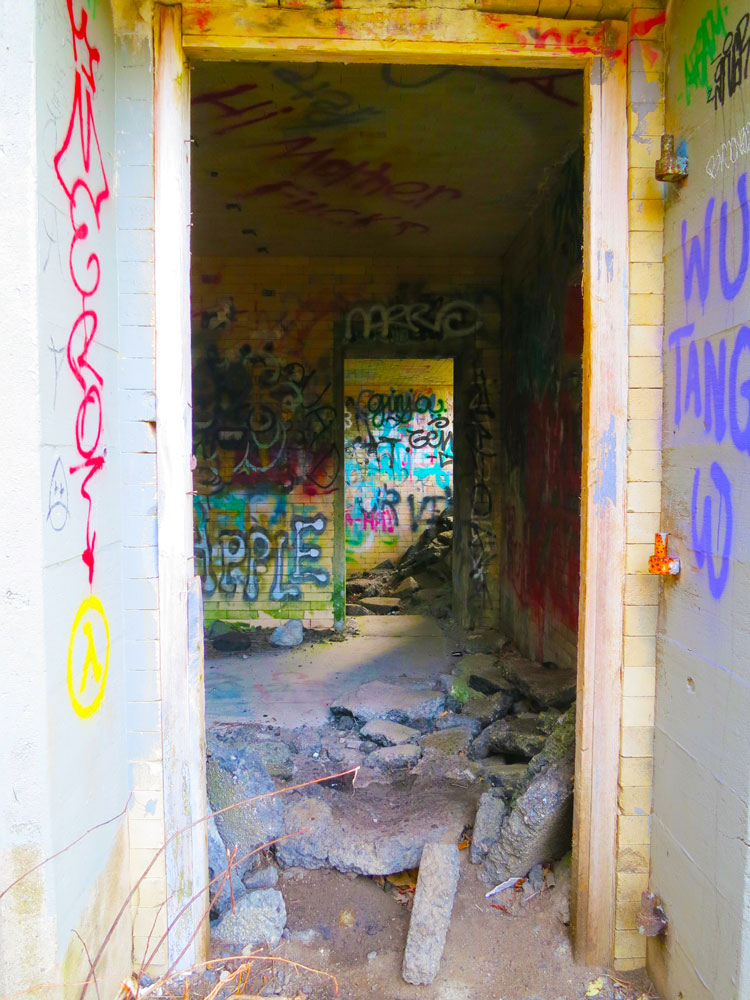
[401,843,460,985]
[203,504,583,986]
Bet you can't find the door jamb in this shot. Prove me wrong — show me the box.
[154,7,629,968]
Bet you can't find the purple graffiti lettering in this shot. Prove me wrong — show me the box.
[691,462,732,599]
[704,338,727,441]
[682,198,714,312]
[668,323,695,427]
[729,325,750,453]
[685,339,702,418]
[719,172,749,301]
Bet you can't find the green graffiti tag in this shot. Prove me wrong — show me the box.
[683,0,729,105]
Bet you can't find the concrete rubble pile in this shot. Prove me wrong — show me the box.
[345,506,454,619]
[204,617,577,966]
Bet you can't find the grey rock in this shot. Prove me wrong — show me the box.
[460,689,515,728]
[527,862,545,891]
[479,760,528,795]
[207,813,246,915]
[292,726,322,758]
[331,681,445,731]
[346,577,379,598]
[346,603,374,616]
[213,888,286,951]
[370,744,422,772]
[469,714,547,761]
[421,727,471,756]
[470,793,506,864]
[402,844,460,985]
[394,576,420,596]
[374,559,395,571]
[497,652,576,709]
[527,704,576,777]
[360,719,420,746]
[413,748,483,787]
[206,747,283,870]
[269,619,303,647]
[208,619,235,639]
[455,653,513,697]
[242,864,279,892]
[276,783,476,875]
[255,740,294,780]
[359,596,402,615]
[481,760,575,884]
[434,712,482,737]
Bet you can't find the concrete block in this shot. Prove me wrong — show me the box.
[626,482,662,514]
[624,602,658,634]
[629,324,663,356]
[123,545,159,579]
[627,449,662,481]
[402,844,460,985]
[628,418,662,452]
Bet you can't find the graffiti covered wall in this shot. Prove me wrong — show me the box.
[344,359,453,573]
[191,257,500,625]
[496,149,584,671]
[650,0,750,994]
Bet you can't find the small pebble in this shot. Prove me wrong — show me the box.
[367,950,378,962]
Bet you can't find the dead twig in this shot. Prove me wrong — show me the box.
[72,931,100,1000]
[80,767,358,1000]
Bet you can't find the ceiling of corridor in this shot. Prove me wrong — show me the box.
[191,61,582,258]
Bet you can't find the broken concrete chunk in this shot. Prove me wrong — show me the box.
[460,688,515,728]
[470,793,507,864]
[206,747,283,871]
[479,759,528,795]
[413,747,483,787]
[434,711,482,737]
[370,744,422,772]
[469,714,547,761]
[269,619,303,647]
[346,603,374,616]
[497,652,576,709]
[255,739,294,780]
[481,759,575,885]
[454,653,510,697]
[421,727,472,756]
[394,575,420,596]
[402,843,460,985]
[276,783,474,875]
[359,596,402,615]
[330,680,446,731]
[213,888,286,951]
[242,864,279,892]
[360,719,420,746]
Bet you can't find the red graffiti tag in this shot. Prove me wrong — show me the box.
[54,0,109,584]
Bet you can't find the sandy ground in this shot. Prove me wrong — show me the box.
[195,859,653,1000]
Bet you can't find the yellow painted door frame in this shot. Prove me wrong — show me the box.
[156,2,630,968]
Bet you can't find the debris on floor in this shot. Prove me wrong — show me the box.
[197,505,654,999]
[402,843,460,985]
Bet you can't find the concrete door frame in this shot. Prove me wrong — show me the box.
[154,3,629,967]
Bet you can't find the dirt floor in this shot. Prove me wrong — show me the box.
[164,859,653,1000]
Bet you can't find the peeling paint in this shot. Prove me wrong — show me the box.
[593,415,617,511]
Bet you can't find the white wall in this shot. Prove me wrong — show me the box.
[650,0,750,995]
[1,0,138,992]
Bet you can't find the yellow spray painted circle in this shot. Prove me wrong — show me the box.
[67,595,110,718]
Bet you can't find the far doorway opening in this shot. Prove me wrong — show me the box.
[344,358,454,619]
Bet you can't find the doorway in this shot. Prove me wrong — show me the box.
[154,5,629,972]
